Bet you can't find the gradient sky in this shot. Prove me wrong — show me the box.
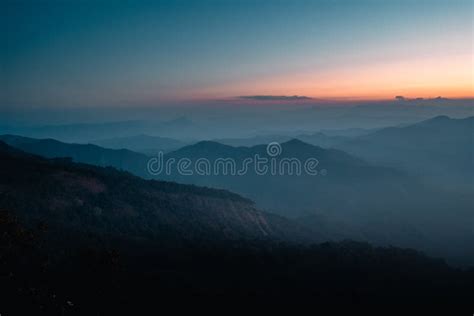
[2,0,473,107]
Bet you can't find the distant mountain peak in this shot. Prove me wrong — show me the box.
[413,115,474,129]
[283,138,309,145]
[194,140,229,148]
[170,140,238,156]
[428,115,451,121]
[281,138,319,149]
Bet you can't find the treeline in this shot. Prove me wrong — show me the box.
[1,210,473,314]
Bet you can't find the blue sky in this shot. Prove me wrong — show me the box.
[2,0,472,107]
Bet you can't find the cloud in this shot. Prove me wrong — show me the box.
[238,95,313,101]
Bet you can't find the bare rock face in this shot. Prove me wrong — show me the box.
[0,141,315,245]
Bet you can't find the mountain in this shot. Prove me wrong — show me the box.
[337,116,474,189]
[3,202,473,314]
[1,120,147,143]
[91,134,188,155]
[0,134,151,178]
[159,139,474,263]
[0,141,313,244]
[320,127,377,137]
[215,135,294,147]
[1,141,473,313]
[294,132,349,147]
[162,139,408,215]
[215,132,347,148]
[3,135,473,263]
[0,117,198,143]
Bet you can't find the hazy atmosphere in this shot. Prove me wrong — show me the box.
[1,0,473,313]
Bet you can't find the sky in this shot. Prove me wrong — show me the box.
[2,0,473,108]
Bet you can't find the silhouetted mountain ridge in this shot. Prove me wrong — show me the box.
[0,141,313,244]
[91,134,188,154]
[0,134,152,178]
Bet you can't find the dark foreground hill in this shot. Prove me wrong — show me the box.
[0,141,473,313]
[0,134,152,178]
[0,141,310,244]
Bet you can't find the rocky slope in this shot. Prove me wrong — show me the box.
[0,141,314,245]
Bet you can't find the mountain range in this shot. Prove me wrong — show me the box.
[0,117,197,143]
[0,134,151,178]
[91,134,188,155]
[162,138,415,216]
[215,132,348,148]
[1,140,473,313]
[2,115,473,264]
[336,115,474,189]
[0,141,313,244]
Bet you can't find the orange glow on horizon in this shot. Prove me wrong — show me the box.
[188,53,473,101]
